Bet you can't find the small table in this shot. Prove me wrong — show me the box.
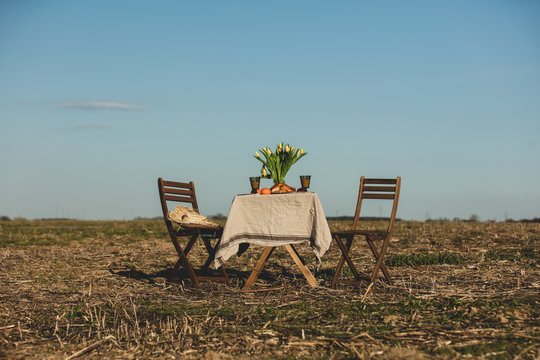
[213,192,332,289]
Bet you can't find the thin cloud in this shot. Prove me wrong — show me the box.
[59,102,142,110]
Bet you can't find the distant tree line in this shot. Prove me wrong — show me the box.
[425,216,540,223]
[504,217,540,223]
[2,215,539,223]
[325,216,402,222]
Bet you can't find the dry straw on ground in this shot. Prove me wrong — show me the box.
[0,219,538,359]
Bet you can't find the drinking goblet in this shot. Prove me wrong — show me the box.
[298,175,311,192]
[249,176,261,194]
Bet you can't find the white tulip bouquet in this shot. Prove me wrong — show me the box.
[253,142,307,185]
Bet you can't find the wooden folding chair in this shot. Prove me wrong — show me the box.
[158,178,230,287]
[331,176,401,288]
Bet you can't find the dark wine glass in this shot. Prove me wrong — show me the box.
[298,175,311,192]
[249,177,260,194]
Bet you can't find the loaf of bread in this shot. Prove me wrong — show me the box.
[270,183,296,193]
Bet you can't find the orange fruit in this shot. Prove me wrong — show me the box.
[261,188,271,195]
[257,189,261,194]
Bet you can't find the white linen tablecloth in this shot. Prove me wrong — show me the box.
[213,192,332,268]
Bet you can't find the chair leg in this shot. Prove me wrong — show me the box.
[201,237,217,269]
[331,236,348,288]
[176,244,200,287]
[183,233,199,256]
[166,228,200,287]
[219,265,231,286]
[331,235,362,288]
[201,236,215,255]
[243,247,275,290]
[344,236,360,280]
[200,237,231,285]
[284,244,318,288]
[169,231,232,288]
[365,236,393,285]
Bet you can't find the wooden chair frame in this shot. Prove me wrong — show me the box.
[158,178,230,287]
[331,176,401,288]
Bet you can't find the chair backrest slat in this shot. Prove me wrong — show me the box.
[162,180,192,188]
[363,178,397,184]
[158,178,200,218]
[351,176,401,232]
[363,186,396,192]
[164,195,196,203]
[362,193,395,200]
[162,187,195,196]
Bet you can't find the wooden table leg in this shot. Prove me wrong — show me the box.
[242,247,275,290]
[284,244,318,288]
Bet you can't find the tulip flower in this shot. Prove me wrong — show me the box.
[254,142,307,185]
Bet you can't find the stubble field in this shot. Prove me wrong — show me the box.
[0,219,538,359]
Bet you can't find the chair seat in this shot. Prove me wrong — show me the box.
[332,229,389,240]
[177,222,222,230]
[176,226,223,238]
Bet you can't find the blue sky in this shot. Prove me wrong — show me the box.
[1,1,539,221]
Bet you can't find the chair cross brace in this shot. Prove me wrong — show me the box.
[331,231,393,288]
[166,222,230,287]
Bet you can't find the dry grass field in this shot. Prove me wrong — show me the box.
[0,219,538,359]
